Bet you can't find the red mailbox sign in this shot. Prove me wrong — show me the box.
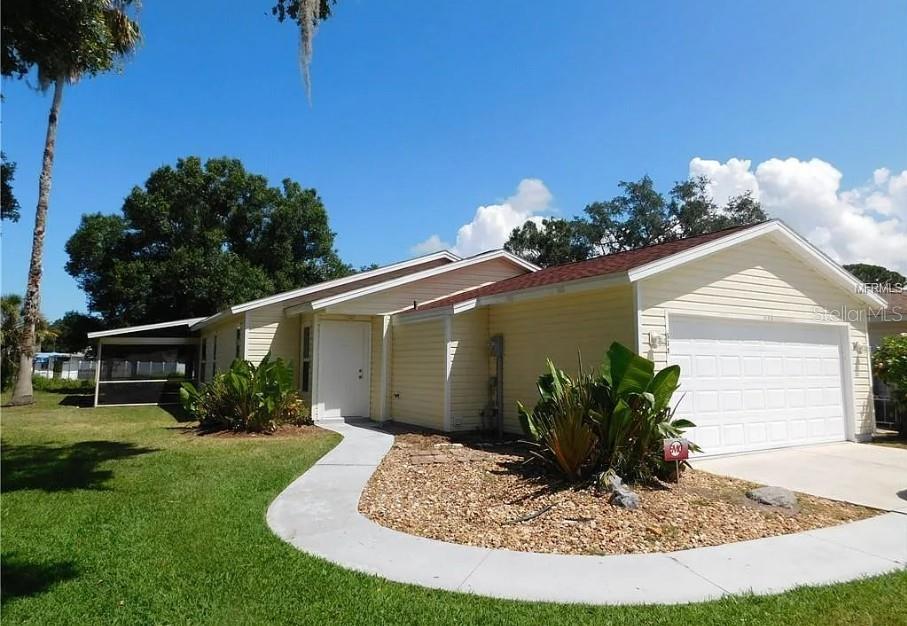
[663,438,689,461]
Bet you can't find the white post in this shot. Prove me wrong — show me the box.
[379,315,391,421]
[93,340,103,407]
[311,313,320,420]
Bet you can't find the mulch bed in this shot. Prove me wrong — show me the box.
[179,424,324,439]
[359,430,877,555]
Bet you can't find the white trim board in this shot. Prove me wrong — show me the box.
[88,318,205,339]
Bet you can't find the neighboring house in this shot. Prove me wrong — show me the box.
[33,352,96,380]
[88,220,885,456]
[868,292,907,347]
[868,291,907,429]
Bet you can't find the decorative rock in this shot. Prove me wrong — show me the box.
[409,454,449,465]
[598,470,641,510]
[746,486,798,509]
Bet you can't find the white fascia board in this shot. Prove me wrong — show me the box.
[309,250,535,311]
[190,311,229,331]
[626,220,886,308]
[227,250,461,315]
[452,299,478,314]
[471,272,630,309]
[88,317,206,339]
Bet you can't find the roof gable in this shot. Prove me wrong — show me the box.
[192,250,460,329]
[410,221,885,313]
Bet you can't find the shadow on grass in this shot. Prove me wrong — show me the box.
[158,403,193,423]
[58,393,94,408]
[0,553,78,604]
[0,440,158,493]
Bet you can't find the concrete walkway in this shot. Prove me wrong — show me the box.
[693,442,907,513]
[267,421,907,605]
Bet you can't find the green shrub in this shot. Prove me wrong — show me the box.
[31,376,93,393]
[517,360,601,480]
[180,354,311,433]
[518,342,698,483]
[873,334,907,436]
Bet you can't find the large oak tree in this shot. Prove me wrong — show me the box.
[506,176,768,267]
[66,156,353,327]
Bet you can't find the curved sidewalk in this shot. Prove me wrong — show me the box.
[267,420,907,605]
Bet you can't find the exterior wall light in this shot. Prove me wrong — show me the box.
[649,332,668,349]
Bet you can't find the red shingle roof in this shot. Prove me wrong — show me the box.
[871,291,907,319]
[411,223,760,313]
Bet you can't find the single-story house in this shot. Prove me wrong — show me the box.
[88,220,886,456]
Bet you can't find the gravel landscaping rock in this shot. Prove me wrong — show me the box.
[359,430,877,556]
[747,486,799,509]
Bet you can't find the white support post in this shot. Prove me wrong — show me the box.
[93,340,103,407]
[379,315,391,421]
[311,313,320,420]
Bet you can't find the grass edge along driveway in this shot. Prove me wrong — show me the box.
[2,391,906,625]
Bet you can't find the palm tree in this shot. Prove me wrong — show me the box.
[2,1,141,404]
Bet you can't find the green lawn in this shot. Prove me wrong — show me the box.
[2,392,906,625]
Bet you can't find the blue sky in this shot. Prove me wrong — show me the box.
[2,0,906,320]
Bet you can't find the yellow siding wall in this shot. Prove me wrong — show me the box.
[488,285,636,433]
[245,305,300,387]
[201,316,241,379]
[638,235,875,437]
[449,308,490,430]
[390,318,445,429]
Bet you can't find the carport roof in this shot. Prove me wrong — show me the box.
[87,317,206,339]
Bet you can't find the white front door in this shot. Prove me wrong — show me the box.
[317,321,371,419]
[668,316,848,456]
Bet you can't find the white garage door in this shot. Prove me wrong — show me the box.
[668,316,848,456]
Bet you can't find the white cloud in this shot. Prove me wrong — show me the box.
[413,178,554,258]
[689,157,907,273]
[689,157,759,207]
[409,234,450,256]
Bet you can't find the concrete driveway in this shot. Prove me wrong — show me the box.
[693,442,907,513]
